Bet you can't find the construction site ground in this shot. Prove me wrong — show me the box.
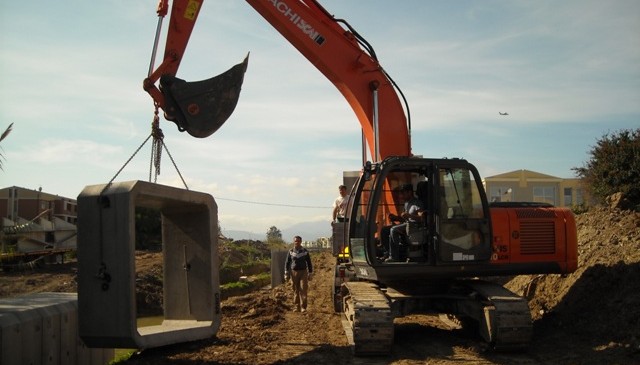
[1,206,639,364]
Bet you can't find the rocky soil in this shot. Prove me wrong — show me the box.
[2,207,639,364]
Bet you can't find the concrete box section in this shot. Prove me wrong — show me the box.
[270,249,289,288]
[0,292,113,365]
[77,180,220,349]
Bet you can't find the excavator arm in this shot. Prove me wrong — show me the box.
[143,0,248,138]
[144,0,411,158]
[143,0,194,105]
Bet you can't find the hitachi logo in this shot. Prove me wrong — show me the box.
[268,0,326,45]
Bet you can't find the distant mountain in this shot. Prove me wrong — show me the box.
[281,220,332,242]
[222,230,264,241]
[222,220,331,242]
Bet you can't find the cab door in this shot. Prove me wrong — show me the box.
[434,165,492,263]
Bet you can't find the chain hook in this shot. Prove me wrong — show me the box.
[150,104,164,183]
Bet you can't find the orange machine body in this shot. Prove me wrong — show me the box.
[490,205,578,274]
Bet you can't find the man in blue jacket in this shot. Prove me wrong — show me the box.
[284,235,313,312]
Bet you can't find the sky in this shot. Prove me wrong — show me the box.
[1,1,639,238]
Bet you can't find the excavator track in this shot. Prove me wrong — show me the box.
[341,281,394,355]
[465,281,533,351]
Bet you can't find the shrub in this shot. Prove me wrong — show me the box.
[573,128,640,210]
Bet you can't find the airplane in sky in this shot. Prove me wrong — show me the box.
[499,112,509,116]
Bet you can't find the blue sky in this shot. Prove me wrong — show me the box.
[1,1,638,237]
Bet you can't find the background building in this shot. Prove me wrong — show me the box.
[0,186,77,260]
[0,186,77,224]
[482,169,593,208]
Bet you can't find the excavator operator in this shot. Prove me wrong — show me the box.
[384,184,425,262]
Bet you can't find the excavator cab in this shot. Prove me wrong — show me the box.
[159,56,249,138]
[343,156,493,283]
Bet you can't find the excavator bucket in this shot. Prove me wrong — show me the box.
[160,55,249,138]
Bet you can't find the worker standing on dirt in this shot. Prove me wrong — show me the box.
[284,235,313,312]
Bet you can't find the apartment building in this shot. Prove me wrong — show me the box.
[0,186,77,223]
[482,169,592,208]
[0,186,77,254]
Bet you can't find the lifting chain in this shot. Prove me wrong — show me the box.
[149,107,164,183]
[101,104,189,194]
[149,105,189,189]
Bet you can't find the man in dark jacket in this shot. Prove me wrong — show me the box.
[284,235,313,312]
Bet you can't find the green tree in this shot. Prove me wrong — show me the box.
[573,128,640,210]
[266,226,283,244]
[0,123,13,171]
[135,207,162,250]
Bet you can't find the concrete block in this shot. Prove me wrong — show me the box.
[0,312,21,365]
[271,249,289,287]
[59,300,77,365]
[77,180,220,349]
[0,292,112,365]
[0,297,42,364]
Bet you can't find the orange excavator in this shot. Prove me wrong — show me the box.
[144,0,578,355]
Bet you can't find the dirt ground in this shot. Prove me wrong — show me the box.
[2,206,639,364]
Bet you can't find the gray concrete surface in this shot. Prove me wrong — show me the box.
[77,180,220,349]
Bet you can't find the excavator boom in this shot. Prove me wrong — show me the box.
[144,0,410,157]
[245,0,411,159]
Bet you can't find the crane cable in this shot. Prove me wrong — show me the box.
[102,105,188,193]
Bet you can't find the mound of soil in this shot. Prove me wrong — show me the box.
[506,206,640,364]
[2,207,639,364]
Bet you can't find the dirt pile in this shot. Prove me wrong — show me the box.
[506,206,640,363]
[124,250,351,365]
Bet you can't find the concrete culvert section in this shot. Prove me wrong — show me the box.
[76,180,220,349]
